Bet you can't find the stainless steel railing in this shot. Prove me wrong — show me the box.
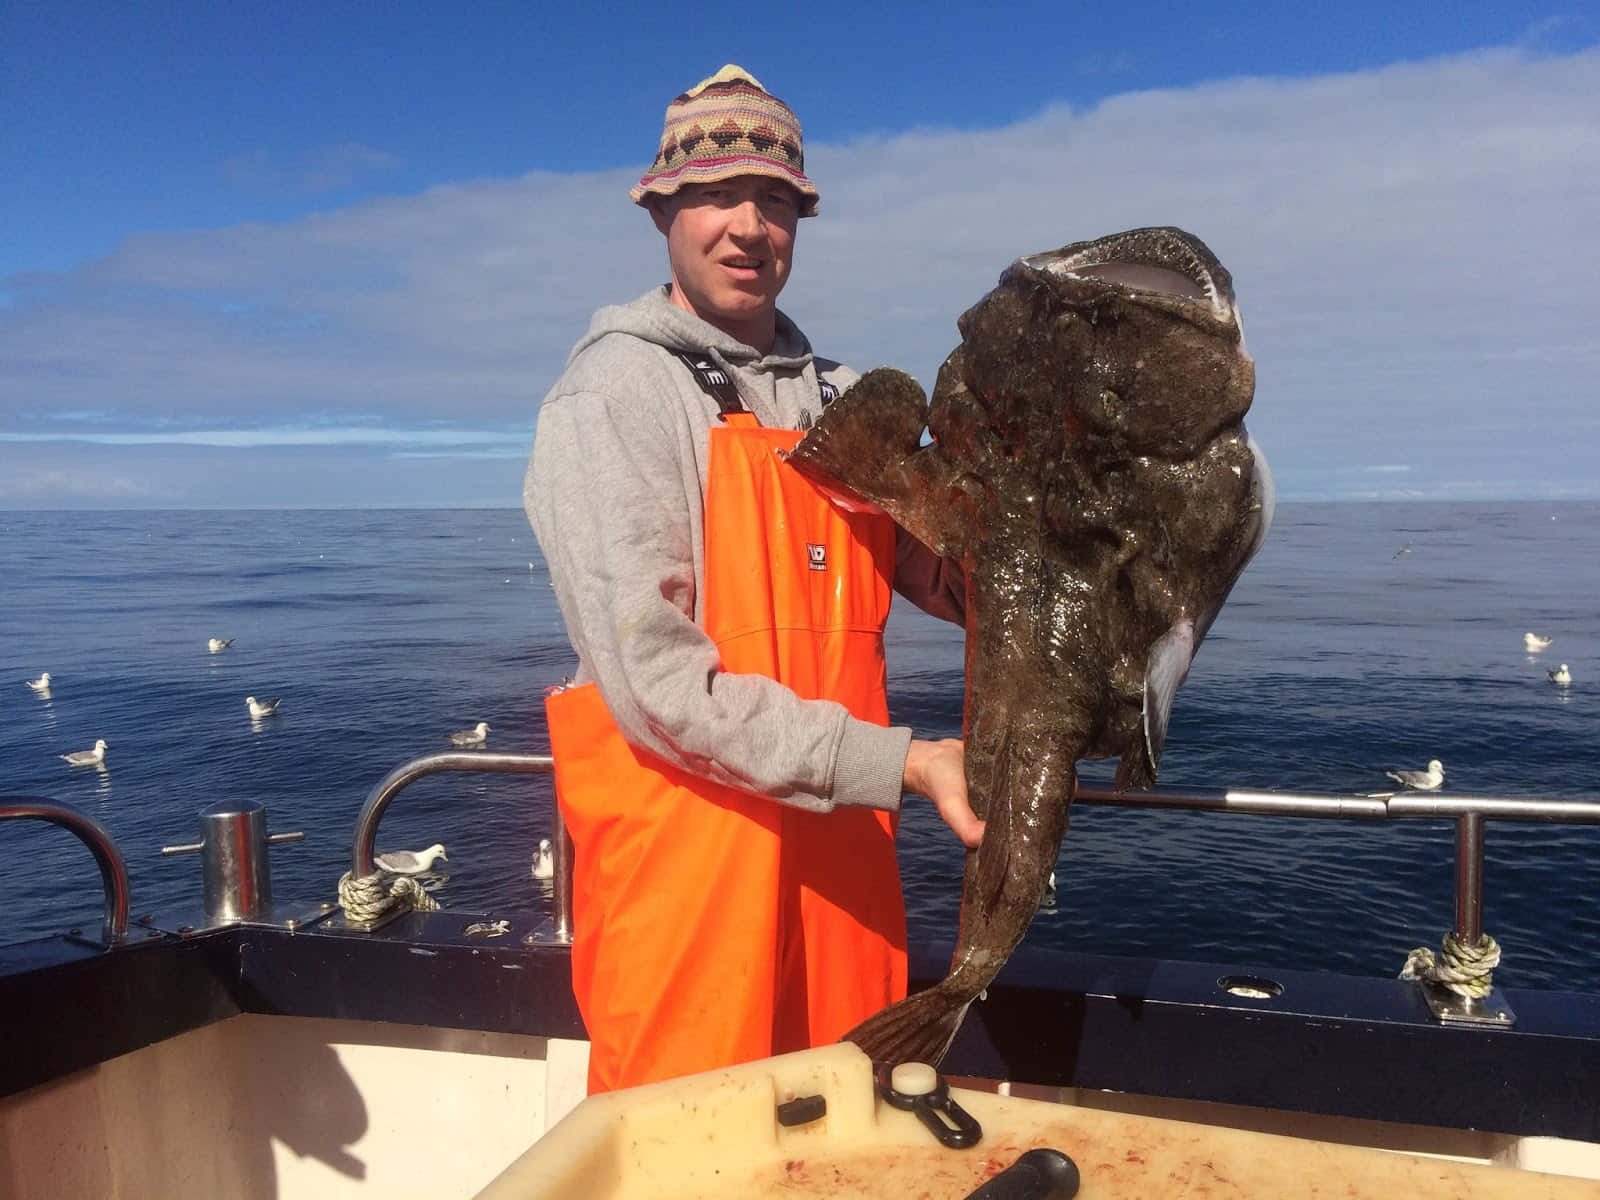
[0,795,131,945]
[350,752,569,939]
[352,748,1600,961]
[1074,785,1600,949]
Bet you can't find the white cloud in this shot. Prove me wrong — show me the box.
[2,47,1597,506]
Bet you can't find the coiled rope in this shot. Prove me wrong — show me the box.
[1400,931,1501,999]
[337,868,441,925]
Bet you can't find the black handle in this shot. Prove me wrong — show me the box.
[962,1148,1080,1199]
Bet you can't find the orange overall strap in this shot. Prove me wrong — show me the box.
[545,410,905,1093]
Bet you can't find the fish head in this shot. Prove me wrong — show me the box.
[933,227,1254,466]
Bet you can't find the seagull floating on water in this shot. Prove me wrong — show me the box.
[246,695,283,719]
[60,739,109,768]
[26,672,52,692]
[1549,664,1572,686]
[532,838,554,881]
[208,637,234,653]
[375,844,448,875]
[1386,759,1445,791]
[447,721,491,747]
[1524,632,1553,651]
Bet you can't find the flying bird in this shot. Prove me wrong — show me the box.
[447,721,491,747]
[1391,540,1413,560]
[375,844,448,875]
[1549,664,1572,686]
[1524,632,1553,651]
[1386,759,1445,791]
[60,739,109,768]
[531,837,554,881]
[208,638,234,653]
[26,672,52,692]
[246,695,283,719]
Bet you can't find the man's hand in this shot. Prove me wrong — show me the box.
[903,738,985,848]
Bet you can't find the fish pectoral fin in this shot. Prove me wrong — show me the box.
[789,367,938,507]
[1134,618,1195,786]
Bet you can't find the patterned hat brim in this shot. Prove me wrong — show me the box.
[630,157,820,217]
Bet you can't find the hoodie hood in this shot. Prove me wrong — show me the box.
[568,286,816,373]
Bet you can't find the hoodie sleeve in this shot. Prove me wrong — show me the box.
[527,365,910,815]
[893,529,967,626]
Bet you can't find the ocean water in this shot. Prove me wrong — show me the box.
[3,503,1597,994]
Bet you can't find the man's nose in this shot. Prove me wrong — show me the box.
[727,199,766,238]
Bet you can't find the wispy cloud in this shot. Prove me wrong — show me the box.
[220,142,405,196]
[3,48,1597,507]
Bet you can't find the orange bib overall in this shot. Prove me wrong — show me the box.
[544,411,907,1093]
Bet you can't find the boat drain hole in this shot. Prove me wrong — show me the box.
[1218,975,1284,999]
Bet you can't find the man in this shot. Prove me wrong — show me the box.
[526,64,981,1094]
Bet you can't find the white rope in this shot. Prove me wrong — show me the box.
[1400,931,1501,999]
[337,868,440,925]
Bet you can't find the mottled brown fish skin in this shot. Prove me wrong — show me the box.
[789,227,1270,1068]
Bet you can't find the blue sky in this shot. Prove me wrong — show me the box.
[3,2,1597,507]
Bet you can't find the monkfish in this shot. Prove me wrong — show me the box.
[787,227,1274,1067]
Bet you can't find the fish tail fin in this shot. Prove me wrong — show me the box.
[843,983,973,1068]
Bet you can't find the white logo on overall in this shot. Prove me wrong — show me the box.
[807,543,827,572]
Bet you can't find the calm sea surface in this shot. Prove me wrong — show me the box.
[3,503,1597,993]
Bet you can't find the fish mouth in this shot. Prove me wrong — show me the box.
[1018,226,1235,320]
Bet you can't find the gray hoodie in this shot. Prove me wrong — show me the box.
[525,287,963,813]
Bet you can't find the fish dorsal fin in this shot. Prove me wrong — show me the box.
[1142,618,1196,778]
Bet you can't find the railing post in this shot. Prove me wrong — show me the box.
[1454,811,1485,947]
[553,803,574,943]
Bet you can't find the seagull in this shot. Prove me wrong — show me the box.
[1524,632,1553,651]
[208,637,234,653]
[1549,664,1572,686]
[447,721,491,747]
[1386,759,1445,790]
[532,837,554,881]
[26,672,52,692]
[245,695,283,718]
[375,844,448,875]
[60,739,109,768]
[1391,540,1414,560]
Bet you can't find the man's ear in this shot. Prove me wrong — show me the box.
[647,195,674,236]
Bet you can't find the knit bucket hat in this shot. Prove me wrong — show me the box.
[631,64,819,217]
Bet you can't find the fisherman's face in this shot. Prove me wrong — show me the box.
[652,176,800,353]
